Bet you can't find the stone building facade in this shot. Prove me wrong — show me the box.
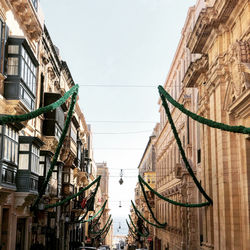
[0,1,105,249]
[130,1,249,250]
[183,0,250,249]
[96,162,113,247]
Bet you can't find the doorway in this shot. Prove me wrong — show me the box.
[16,218,26,250]
[1,208,9,250]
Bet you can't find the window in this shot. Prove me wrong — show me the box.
[18,136,43,174]
[71,125,77,143]
[0,125,19,165]
[31,0,38,11]
[20,45,37,94]
[31,145,39,175]
[4,38,38,111]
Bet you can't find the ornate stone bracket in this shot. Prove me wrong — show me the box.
[0,191,11,205]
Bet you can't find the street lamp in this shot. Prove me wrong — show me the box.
[119,169,123,185]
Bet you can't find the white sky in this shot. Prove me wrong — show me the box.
[42,0,195,234]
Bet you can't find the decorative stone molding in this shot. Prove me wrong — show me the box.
[41,137,58,154]
[187,0,239,53]
[0,191,10,205]
[15,192,37,211]
[9,0,43,41]
[183,55,208,87]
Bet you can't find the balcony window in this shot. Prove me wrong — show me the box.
[43,93,66,138]
[4,38,38,110]
[71,125,77,144]
[20,46,37,94]
[18,137,43,174]
[0,124,19,165]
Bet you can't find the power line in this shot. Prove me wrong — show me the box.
[87,120,157,124]
[93,130,152,135]
[94,148,144,150]
[79,84,156,88]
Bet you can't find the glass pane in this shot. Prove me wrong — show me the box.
[4,138,9,160]
[7,57,19,75]
[5,125,8,136]
[15,144,18,165]
[39,164,44,176]
[40,155,45,162]
[64,173,69,183]
[19,154,29,170]
[8,45,19,54]
[20,144,29,151]
[12,142,15,162]
[0,125,2,133]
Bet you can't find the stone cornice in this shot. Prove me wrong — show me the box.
[7,0,43,41]
[183,55,208,87]
[187,0,239,53]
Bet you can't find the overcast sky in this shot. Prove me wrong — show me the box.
[42,0,195,234]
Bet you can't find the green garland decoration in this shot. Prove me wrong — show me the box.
[78,176,101,222]
[32,85,79,210]
[77,200,106,224]
[0,85,79,125]
[139,176,210,207]
[91,214,112,235]
[44,176,101,209]
[126,219,138,240]
[101,220,113,240]
[131,200,165,228]
[0,85,80,211]
[128,215,149,238]
[159,90,213,205]
[158,85,250,134]
[94,219,113,239]
[139,175,167,227]
[88,200,107,227]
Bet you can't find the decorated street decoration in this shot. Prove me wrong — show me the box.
[158,85,250,134]
[126,219,139,241]
[131,200,165,229]
[128,215,149,238]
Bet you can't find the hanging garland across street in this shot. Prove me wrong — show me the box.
[158,85,250,134]
[159,88,213,205]
[94,219,113,239]
[139,176,210,208]
[85,200,107,226]
[131,200,165,228]
[100,220,113,241]
[128,215,149,238]
[45,176,101,209]
[139,175,167,227]
[126,219,139,240]
[91,214,112,235]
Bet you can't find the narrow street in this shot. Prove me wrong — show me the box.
[0,0,249,250]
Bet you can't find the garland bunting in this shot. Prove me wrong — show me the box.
[126,219,139,240]
[87,200,107,226]
[158,85,250,134]
[131,200,165,228]
[128,215,149,238]
[139,175,167,227]
[94,219,113,239]
[92,215,112,235]
[139,176,210,207]
[159,89,213,205]
[44,176,101,209]
[32,85,79,210]
[0,85,79,125]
